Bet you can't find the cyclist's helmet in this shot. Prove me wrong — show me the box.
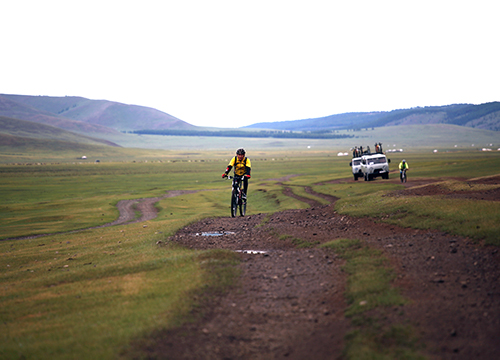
[236,148,246,155]
[402,159,406,162]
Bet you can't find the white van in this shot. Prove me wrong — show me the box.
[349,157,363,181]
[360,154,390,181]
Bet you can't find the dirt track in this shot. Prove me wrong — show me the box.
[123,175,500,359]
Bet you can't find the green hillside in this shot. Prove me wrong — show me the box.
[367,102,500,129]
[0,116,119,147]
[348,123,499,150]
[0,94,195,132]
[246,102,500,132]
[0,95,121,135]
[0,132,128,165]
[0,133,110,153]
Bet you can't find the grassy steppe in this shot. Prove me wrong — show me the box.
[1,149,499,359]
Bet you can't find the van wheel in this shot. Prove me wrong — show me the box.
[354,174,358,181]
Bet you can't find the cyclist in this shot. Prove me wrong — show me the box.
[222,148,252,199]
[399,159,409,182]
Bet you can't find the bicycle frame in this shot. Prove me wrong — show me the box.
[400,169,407,183]
[227,175,246,217]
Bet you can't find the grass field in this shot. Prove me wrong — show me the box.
[2,122,499,165]
[100,124,500,152]
[1,147,499,359]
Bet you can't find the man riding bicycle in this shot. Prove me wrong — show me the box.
[222,148,251,199]
[399,159,409,182]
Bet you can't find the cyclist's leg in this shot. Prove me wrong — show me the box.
[242,177,248,199]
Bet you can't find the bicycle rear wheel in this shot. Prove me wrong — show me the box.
[231,191,237,217]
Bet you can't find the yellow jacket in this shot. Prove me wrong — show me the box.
[227,156,252,176]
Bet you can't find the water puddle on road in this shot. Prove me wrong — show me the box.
[235,250,268,255]
[196,231,236,236]
[194,232,268,255]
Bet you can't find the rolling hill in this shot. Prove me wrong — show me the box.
[1,93,498,154]
[0,94,196,133]
[0,95,124,135]
[0,115,126,162]
[3,94,499,136]
[245,102,500,132]
[0,116,120,147]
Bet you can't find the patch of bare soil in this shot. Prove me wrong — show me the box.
[110,190,200,226]
[3,190,199,241]
[127,176,500,360]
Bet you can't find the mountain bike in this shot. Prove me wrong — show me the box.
[226,175,246,217]
[400,169,407,183]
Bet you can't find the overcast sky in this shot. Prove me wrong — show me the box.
[2,0,498,128]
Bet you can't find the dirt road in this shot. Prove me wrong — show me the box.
[126,175,500,359]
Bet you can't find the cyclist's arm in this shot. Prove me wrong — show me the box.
[245,158,252,177]
[224,157,236,175]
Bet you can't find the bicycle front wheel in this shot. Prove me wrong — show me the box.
[231,191,238,217]
[239,198,246,216]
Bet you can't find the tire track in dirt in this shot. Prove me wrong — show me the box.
[109,190,199,226]
[281,183,339,208]
[134,187,350,360]
[2,190,199,241]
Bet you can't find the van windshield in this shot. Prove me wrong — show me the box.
[370,156,387,164]
[352,159,361,165]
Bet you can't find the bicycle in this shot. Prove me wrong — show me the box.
[226,175,246,217]
[400,168,407,183]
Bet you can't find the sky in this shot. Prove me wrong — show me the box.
[1,0,498,128]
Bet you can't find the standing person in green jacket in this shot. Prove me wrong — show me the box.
[222,148,252,199]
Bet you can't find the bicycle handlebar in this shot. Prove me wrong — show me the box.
[225,175,246,180]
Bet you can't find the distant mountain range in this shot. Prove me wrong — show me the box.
[0,94,195,135]
[245,102,500,132]
[1,94,499,143]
